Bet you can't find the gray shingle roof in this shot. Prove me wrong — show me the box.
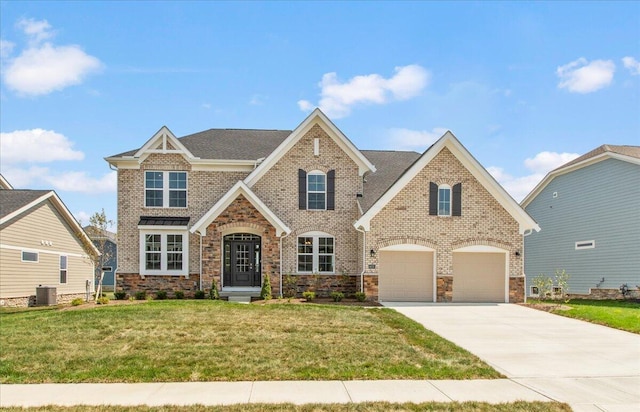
[0,190,51,220]
[360,150,422,212]
[554,144,640,172]
[113,129,292,160]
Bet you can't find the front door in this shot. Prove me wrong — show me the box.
[223,234,261,287]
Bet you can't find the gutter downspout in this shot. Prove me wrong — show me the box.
[355,226,366,293]
[279,230,291,298]
[521,228,534,303]
[199,232,203,291]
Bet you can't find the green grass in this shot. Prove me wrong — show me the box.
[0,402,572,412]
[0,300,500,383]
[548,299,640,333]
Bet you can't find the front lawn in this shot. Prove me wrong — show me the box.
[0,300,500,383]
[0,402,572,412]
[529,299,640,333]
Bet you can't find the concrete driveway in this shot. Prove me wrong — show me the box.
[384,303,640,411]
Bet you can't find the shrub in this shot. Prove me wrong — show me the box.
[156,290,168,300]
[134,291,147,300]
[97,296,109,305]
[331,291,344,302]
[194,290,206,299]
[71,298,84,306]
[354,291,367,302]
[261,275,272,300]
[283,274,297,298]
[174,290,185,299]
[302,291,316,301]
[209,278,220,300]
[114,291,126,300]
[532,274,553,300]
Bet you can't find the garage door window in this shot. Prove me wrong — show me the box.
[297,233,334,273]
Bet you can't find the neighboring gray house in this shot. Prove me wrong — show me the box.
[522,145,640,299]
[84,226,117,292]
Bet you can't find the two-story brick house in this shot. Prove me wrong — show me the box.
[106,109,538,302]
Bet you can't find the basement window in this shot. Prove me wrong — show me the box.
[529,286,539,296]
[575,240,595,250]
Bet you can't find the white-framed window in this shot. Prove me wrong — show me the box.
[575,240,595,250]
[529,286,539,296]
[145,171,187,208]
[21,250,39,262]
[297,232,334,273]
[59,255,67,284]
[307,171,326,210]
[438,184,451,216]
[552,286,563,295]
[139,230,189,276]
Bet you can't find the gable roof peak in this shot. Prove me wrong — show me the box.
[243,108,376,186]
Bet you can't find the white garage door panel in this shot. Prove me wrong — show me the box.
[379,251,433,301]
[453,252,505,302]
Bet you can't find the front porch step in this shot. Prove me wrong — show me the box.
[220,289,261,298]
[227,296,252,304]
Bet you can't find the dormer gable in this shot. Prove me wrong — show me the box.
[133,126,197,162]
[244,108,376,187]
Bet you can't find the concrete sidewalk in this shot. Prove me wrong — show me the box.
[0,379,551,407]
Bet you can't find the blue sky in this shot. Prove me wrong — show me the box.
[1,1,638,229]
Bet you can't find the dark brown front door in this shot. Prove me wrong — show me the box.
[224,234,261,287]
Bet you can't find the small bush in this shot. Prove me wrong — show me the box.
[134,291,146,301]
[71,298,84,306]
[174,290,185,299]
[302,291,316,301]
[283,274,297,298]
[114,291,126,300]
[331,291,344,302]
[354,291,367,302]
[209,278,220,300]
[194,290,206,299]
[96,296,109,305]
[156,290,168,300]
[261,275,272,300]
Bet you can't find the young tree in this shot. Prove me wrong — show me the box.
[85,209,115,301]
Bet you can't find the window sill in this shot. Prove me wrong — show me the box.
[140,272,189,279]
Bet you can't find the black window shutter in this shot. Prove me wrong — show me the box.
[298,169,307,210]
[452,183,462,216]
[327,170,335,210]
[429,182,438,215]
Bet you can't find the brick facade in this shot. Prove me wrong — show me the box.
[113,115,528,302]
[363,147,525,302]
[200,194,281,296]
[252,123,363,278]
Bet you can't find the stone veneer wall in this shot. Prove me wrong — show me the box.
[117,273,200,297]
[201,194,280,296]
[364,147,525,302]
[283,274,358,297]
[437,276,453,302]
[0,292,88,308]
[251,123,363,278]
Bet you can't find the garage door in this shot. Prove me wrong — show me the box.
[379,250,433,301]
[452,252,506,302]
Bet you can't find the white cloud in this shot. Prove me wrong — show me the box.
[523,151,581,174]
[249,94,266,105]
[0,129,85,164]
[42,170,117,194]
[556,58,615,93]
[300,64,430,118]
[0,39,14,58]
[2,18,102,96]
[16,18,54,45]
[0,166,49,188]
[489,151,580,201]
[74,211,92,226]
[388,127,447,150]
[622,56,640,75]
